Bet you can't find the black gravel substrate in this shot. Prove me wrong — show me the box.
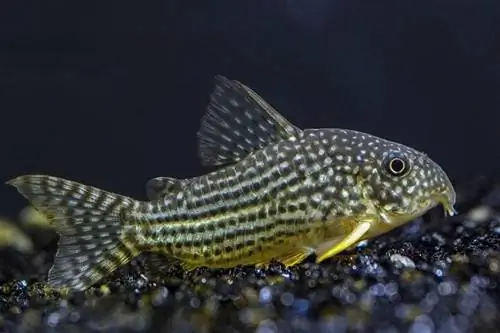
[0,177,499,333]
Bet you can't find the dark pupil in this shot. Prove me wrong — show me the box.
[390,158,405,174]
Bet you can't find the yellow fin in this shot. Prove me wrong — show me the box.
[315,222,371,263]
[254,248,313,269]
[179,261,200,271]
[255,262,269,269]
[275,248,313,267]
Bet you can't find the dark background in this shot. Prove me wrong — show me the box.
[0,0,499,218]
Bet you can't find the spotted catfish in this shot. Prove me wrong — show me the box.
[6,75,457,291]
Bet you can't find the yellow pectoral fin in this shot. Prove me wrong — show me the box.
[315,222,372,263]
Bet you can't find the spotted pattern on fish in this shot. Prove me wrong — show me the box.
[6,75,457,291]
[6,175,141,291]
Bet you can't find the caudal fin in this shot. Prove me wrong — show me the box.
[6,175,142,291]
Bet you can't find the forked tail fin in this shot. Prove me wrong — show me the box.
[6,175,142,291]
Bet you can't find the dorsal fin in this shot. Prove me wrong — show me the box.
[197,75,302,167]
[146,177,191,201]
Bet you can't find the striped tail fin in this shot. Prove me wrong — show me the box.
[6,175,142,291]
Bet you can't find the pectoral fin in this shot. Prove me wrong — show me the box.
[315,222,372,263]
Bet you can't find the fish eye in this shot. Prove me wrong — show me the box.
[384,152,410,176]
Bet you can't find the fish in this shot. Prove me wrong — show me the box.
[5,75,457,291]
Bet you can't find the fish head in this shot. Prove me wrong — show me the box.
[328,129,457,225]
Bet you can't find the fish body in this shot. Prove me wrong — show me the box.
[135,131,373,269]
[6,75,457,291]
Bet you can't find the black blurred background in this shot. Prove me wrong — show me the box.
[0,0,499,219]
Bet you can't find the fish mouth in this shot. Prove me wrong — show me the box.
[432,192,458,217]
[377,191,457,225]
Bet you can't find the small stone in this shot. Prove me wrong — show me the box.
[390,254,416,269]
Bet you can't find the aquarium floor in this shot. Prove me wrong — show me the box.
[0,177,499,333]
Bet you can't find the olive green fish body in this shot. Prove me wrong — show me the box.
[130,133,368,269]
[6,75,457,291]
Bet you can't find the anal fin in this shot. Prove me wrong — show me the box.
[315,222,372,263]
[179,261,200,272]
[142,252,181,277]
